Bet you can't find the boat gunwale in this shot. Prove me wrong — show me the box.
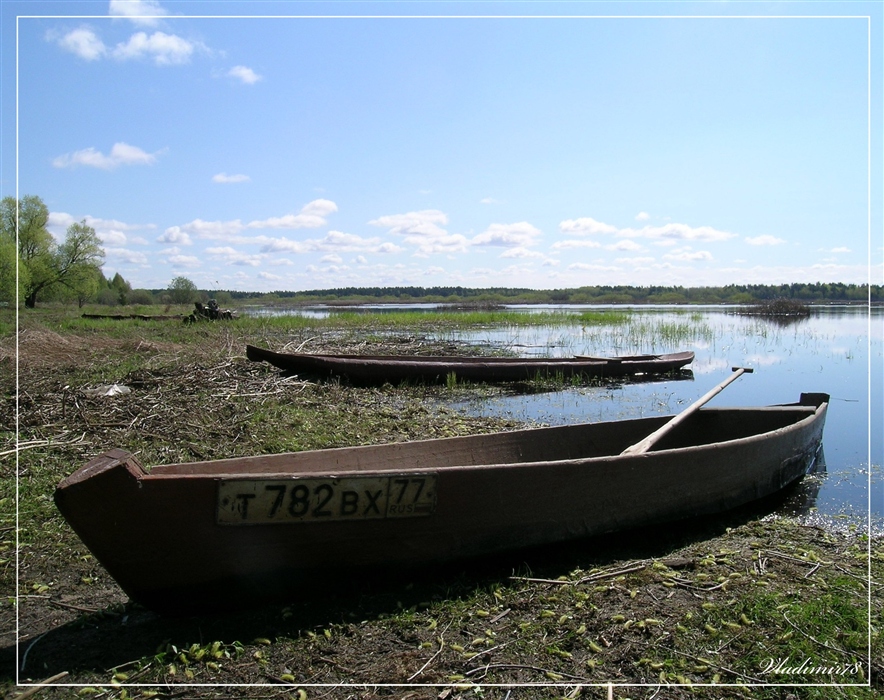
[246,346,695,366]
[139,402,826,481]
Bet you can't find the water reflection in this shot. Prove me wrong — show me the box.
[776,446,827,518]
[244,303,880,531]
[436,306,880,531]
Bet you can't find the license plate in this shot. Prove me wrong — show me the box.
[217,474,437,524]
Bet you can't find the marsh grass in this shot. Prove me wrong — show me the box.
[590,316,716,352]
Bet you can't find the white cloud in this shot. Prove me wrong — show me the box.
[249,214,328,230]
[258,229,388,257]
[105,247,149,265]
[175,219,246,241]
[206,246,264,267]
[52,142,161,170]
[248,200,337,230]
[317,230,401,254]
[472,222,541,248]
[619,223,736,242]
[369,210,474,257]
[259,237,314,254]
[551,239,602,250]
[606,239,644,252]
[167,254,201,268]
[369,210,449,238]
[822,246,851,253]
[54,27,107,60]
[567,262,621,272]
[228,65,262,84]
[480,197,502,205]
[409,234,471,258]
[556,215,735,248]
[87,215,154,233]
[745,234,786,246]
[559,217,619,236]
[98,230,128,246]
[301,199,338,217]
[635,212,650,221]
[615,256,656,266]
[158,227,193,246]
[500,247,546,259]
[47,212,154,248]
[212,173,250,184]
[109,0,168,26]
[113,31,197,65]
[306,263,351,275]
[663,248,713,262]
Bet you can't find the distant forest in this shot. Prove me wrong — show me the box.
[217,282,881,305]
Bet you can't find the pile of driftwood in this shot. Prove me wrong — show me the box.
[4,346,309,468]
[184,300,236,324]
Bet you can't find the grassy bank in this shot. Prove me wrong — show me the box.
[1,310,880,699]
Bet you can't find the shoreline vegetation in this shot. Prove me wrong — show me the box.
[1,307,880,699]
[4,282,879,315]
[154,282,880,307]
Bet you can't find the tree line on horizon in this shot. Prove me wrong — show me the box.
[218,282,880,305]
[2,195,879,308]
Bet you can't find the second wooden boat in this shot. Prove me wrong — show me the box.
[245,345,694,384]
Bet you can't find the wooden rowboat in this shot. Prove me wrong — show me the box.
[245,345,694,384]
[54,389,828,613]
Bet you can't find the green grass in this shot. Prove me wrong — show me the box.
[4,306,635,342]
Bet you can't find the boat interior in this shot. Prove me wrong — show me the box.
[146,394,827,478]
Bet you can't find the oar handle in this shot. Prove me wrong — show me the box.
[620,367,754,455]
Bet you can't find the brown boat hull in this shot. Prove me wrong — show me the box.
[55,393,827,613]
[245,346,695,384]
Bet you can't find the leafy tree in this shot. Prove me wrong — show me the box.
[70,265,104,308]
[129,289,155,305]
[96,287,119,306]
[0,229,28,304]
[168,276,197,305]
[45,220,105,307]
[1,195,52,307]
[110,272,132,305]
[1,196,105,307]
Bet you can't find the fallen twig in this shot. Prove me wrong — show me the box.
[10,671,69,699]
[669,648,765,684]
[49,599,100,614]
[407,620,453,681]
[489,608,511,624]
[465,662,587,682]
[764,549,832,567]
[782,611,866,663]
[510,561,648,586]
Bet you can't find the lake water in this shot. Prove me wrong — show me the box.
[440,306,882,535]
[248,304,882,534]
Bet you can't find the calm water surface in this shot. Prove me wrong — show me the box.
[248,304,881,533]
[437,306,881,534]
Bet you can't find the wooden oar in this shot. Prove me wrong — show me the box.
[621,367,754,455]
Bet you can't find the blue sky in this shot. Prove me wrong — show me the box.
[2,1,881,293]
